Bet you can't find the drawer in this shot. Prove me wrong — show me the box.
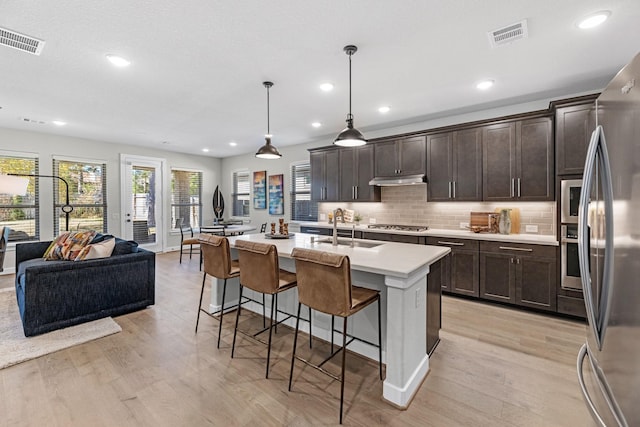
[479,241,556,258]
[426,237,479,251]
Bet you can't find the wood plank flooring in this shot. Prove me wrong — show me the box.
[0,252,595,426]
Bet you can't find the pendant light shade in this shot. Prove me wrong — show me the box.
[256,81,282,159]
[334,45,367,147]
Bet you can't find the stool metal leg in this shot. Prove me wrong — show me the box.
[262,294,266,328]
[309,306,313,349]
[331,315,335,352]
[288,302,302,391]
[340,316,348,424]
[266,293,275,379]
[231,284,244,359]
[274,293,278,334]
[195,272,207,333]
[217,278,227,349]
[377,296,383,380]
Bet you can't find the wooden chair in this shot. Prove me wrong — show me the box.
[232,240,298,378]
[197,234,240,348]
[289,248,383,424]
[177,218,200,264]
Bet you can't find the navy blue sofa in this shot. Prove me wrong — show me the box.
[15,238,155,337]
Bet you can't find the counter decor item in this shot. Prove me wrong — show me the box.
[498,209,512,234]
[469,212,494,233]
[494,207,520,233]
[213,185,225,221]
[354,213,363,225]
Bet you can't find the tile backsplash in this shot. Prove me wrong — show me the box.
[319,185,555,235]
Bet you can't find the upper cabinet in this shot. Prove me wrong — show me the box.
[555,99,597,176]
[374,135,426,177]
[339,145,381,202]
[310,148,340,201]
[427,128,482,201]
[482,117,553,201]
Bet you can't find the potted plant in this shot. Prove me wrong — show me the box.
[353,213,363,225]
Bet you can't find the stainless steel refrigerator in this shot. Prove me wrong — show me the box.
[577,52,640,427]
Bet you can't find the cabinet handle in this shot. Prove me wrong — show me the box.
[499,246,533,252]
[511,178,515,198]
[517,258,521,264]
[517,178,521,198]
[437,241,464,246]
[448,182,452,198]
[453,181,456,198]
[355,186,359,199]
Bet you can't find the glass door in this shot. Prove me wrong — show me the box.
[121,155,164,252]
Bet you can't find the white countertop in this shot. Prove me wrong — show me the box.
[227,232,450,279]
[296,221,558,246]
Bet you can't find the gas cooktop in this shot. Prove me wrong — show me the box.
[367,224,429,232]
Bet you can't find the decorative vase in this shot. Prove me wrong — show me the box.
[498,209,512,235]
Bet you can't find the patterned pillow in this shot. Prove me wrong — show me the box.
[43,230,96,261]
[74,237,115,261]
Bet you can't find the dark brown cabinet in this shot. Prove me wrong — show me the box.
[310,148,340,201]
[555,101,596,175]
[426,237,479,297]
[426,256,443,355]
[374,135,426,177]
[479,241,557,312]
[482,117,553,201]
[339,145,381,202]
[427,128,482,201]
[362,231,425,244]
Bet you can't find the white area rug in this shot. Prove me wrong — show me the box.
[0,288,122,369]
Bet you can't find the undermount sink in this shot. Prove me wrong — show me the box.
[315,237,382,248]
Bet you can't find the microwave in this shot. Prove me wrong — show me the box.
[561,179,582,224]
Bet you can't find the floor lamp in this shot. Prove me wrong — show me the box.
[7,173,73,231]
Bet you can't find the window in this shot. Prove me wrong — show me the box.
[232,170,250,217]
[53,158,107,234]
[290,161,317,221]
[171,169,202,229]
[0,153,39,242]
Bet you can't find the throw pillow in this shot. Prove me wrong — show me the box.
[44,230,96,261]
[112,239,139,256]
[74,237,116,261]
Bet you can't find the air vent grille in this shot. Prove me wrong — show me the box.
[488,20,528,48]
[0,27,45,55]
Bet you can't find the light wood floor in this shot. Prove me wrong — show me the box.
[0,252,595,426]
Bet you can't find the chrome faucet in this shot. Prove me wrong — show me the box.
[332,208,345,245]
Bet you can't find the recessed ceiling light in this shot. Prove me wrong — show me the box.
[311,122,322,128]
[202,148,210,152]
[578,11,611,29]
[52,120,66,126]
[229,142,237,147]
[476,79,495,90]
[378,106,391,114]
[319,83,334,92]
[106,54,131,67]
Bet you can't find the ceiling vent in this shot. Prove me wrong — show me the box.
[0,27,45,55]
[19,117,46,125]
[488,20,528,48]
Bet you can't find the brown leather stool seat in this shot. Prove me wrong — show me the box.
[232,239,299,378]
[196,234,240,348]
[289,248,383,424]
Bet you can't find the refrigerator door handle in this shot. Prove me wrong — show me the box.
[577,344,608,427]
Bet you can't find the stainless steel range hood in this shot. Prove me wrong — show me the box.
[368,174,426,186]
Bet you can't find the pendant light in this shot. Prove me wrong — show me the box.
[255,81,282,159]
[334,45,367,147]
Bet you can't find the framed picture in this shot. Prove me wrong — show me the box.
[268,174,284,215]
[253,170,266,209]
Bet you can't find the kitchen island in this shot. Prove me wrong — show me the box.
[208,232,449,408]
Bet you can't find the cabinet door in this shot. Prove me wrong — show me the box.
[479,251,516,303]
[310,151,325,201]
[453,128,482,201]
[451,249,480,297]
[339,148,357,201]
[324,149,340,201]
[483,122,516,201]
[440,252,452,292]
[517,117,553,200]
[427,132,453,201]
[516,256,557,311]
[374,140,398,177]
[556,102,596,175]
[398,136,426,176]
[426,257,442,355]
[354,145,379,201]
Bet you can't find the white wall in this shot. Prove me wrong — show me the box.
[1,127,221,274]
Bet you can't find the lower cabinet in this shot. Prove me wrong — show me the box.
[362,231,425,244]
[426,237,479,297]
[300,226,332,236]
[479,241,557,312]
[426,256,443,355]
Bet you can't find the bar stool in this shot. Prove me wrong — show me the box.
[196,234,240,348]
[289,248,383,425]
[232,240,298,378]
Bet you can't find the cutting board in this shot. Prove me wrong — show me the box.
[470,212,493,228]
[494,208,520,234]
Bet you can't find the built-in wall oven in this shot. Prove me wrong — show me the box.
[560,179,583,290]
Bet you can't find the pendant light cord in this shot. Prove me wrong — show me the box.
[266,85,270,136]
[348,50,353,120]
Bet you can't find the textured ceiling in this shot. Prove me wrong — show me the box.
[1,0,639,157]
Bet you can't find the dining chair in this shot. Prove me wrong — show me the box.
[177,218,200,264]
